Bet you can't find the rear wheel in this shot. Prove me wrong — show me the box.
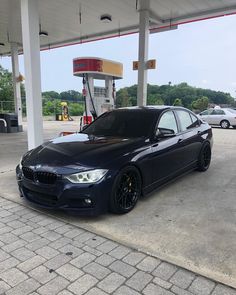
[109,166,141,214]
[197,143,211,172]
[220,120,230,129]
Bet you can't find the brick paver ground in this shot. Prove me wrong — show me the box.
[0,196,236,295]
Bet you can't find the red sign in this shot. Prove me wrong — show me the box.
[73,58,102,74]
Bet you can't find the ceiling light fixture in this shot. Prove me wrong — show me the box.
[100,14,112,23]
[39,23,48,37]
[39,31,48,37]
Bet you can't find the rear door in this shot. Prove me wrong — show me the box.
[175,109,202,166]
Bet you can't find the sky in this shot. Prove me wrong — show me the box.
[1,14,236,97]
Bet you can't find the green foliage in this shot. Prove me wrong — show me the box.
[116,88,132,107]
[60,90,82,102]
[42,91,60,100]
[0,65,14,103]
[147,94,163,105]
[116,82,234,110]
[173,98,183,106]
[42,97,84,116]
[192,96,209,112]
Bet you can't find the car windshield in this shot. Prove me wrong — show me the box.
[82,110,158,138]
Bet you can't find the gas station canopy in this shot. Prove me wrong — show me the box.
[1,0,236,56]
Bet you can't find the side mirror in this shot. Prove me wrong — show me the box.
[156,128,176,139]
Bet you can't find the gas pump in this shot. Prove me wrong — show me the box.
[73,57,123,129]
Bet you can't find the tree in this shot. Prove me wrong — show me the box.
[147,94,163,105]
[60,90,82,102]
[0,65,14,103]
[42,91,60,100]
[192,96,209,111]
[116,88,131,107]
[173,98,183,106]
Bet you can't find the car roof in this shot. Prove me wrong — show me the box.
[116,105,187,112]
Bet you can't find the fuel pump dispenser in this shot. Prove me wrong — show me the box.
[73,57,123,128]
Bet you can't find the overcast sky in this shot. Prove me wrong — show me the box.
[1,14,236,97]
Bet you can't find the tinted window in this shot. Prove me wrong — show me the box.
[157,111,178,134]
[177,110,193,131]
[190,113,200,128]
[201,110,209,115]
[83,110,158,138]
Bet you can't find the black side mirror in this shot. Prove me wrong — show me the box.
[156,128,176,139]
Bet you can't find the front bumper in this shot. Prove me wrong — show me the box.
[16,165,113,215]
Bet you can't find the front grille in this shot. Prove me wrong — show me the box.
[22,167,34,181]
[22,167,57,184]
[35,171,58,184]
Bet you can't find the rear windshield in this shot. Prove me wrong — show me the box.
[82,110,158,138]
[227,108,236,114]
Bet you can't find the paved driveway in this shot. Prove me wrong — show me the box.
[0,121,236,288]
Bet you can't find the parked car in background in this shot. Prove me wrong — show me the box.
[199,108,236,129]
[16,106,213,215]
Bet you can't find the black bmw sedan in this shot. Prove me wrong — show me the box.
[16,106,212,215]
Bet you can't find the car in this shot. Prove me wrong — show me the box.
[16,106,213,215]
[199,108,236,129]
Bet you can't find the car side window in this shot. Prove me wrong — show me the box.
[157,111,178,135]
[215,109,225,115]
[190,113,200,128]
[201,110,209,115]
[176,110,194,131]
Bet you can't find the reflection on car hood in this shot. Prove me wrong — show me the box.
[22,133,144,171]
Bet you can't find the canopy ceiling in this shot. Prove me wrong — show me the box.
[1,0,236,55]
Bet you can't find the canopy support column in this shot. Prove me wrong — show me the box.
[20,0,43,149]
[137,0,150,106]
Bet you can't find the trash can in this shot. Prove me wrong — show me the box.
[0,113,19,133]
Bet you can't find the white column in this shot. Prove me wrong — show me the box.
[137,0,150,106]
[105,77,113,99]
[11,43,23,131]
[21,0,43,149]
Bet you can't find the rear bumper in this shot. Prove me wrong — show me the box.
[16,165,112,215]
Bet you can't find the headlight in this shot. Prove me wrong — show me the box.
[65,169,108,184]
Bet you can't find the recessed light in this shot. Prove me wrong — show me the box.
[100,14,112,23]
[39,31,48,37]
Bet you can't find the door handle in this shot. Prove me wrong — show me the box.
[178,137,183,143]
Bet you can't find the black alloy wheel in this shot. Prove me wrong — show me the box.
[220,120,230,129]
[197,143,211,172]
[109,166,142,214]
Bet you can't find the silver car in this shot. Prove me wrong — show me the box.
[199,108,236,129]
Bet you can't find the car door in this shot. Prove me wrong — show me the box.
[150,110,184,185]
[175,109,202,166]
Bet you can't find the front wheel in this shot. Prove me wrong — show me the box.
[197,143,211,172]
[220,120,230,129]
[109,166,142,214]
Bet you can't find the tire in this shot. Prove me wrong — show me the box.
[220,120,230,129]
[109,166,142,214]
[197,143,211,172]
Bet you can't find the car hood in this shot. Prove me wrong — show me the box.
[22,133,145,173]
